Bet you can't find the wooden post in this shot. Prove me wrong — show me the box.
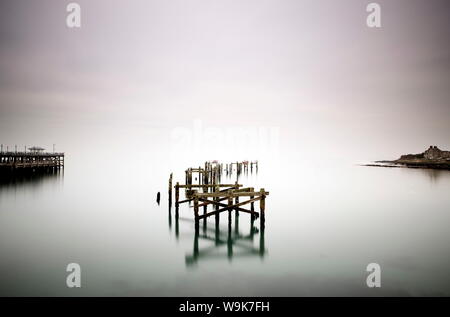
[250,187,255,212]
[260,188,265,228]
[202,185,207,215]
[202,185,207,230]
[215,185,220,223]
[228,191,233,228]
[234,207,239,235]
[194,193,199,231]
[234,184,239,217]
[227,213,233,260]
[194,195,199,217]
[215,184,220,208]
[168,173,173,206]
[175,182,180,207]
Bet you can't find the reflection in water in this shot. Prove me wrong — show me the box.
[417,168,450,184]
[2,158,450,295]
[169,204,266,267]
[0,168,63,191]
[235,162,257,183]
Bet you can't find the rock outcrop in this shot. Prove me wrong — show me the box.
[399,146,450,161]
[367,146,450,170]
[390,145,450,170]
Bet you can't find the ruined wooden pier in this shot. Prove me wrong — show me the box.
[169,161,267,231]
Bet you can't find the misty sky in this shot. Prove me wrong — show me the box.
[0,0,449,165]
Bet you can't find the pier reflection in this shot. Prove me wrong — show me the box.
[0,168,63,190]
[168,204,266,267]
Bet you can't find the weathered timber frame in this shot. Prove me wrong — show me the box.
[168,161,267,232]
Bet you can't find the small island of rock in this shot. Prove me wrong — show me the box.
[371,146,450,170]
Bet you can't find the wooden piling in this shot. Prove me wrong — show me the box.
[168,173,173,206]
[250,187,255,212]
[194,193,199,231]
[175,182,180,207]
[234,183,239,217]
[228,191,233,227]
[260,188,265,228]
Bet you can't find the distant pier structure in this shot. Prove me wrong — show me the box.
[0,145,64,172]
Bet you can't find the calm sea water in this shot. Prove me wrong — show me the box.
[1,158,449,296]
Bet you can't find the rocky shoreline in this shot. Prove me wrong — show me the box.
[365,146,450,171]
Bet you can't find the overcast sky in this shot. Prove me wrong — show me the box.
[0,0,449,165]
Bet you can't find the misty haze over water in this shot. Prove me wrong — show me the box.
[1,0,450,296]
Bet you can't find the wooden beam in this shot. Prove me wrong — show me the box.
[194,191,269,198]
[176,184,242,189]
[197,198,260,219]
